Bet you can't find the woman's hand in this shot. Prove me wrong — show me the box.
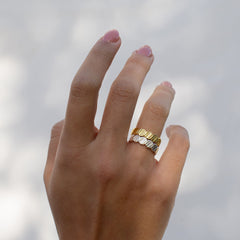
[44,29,190,240]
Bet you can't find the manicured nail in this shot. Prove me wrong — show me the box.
[102,29,120,43]
[161,81,173,88]
[136,45,152,57]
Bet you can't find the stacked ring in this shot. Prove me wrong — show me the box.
[131,128,161,146]
[129,128,161,154]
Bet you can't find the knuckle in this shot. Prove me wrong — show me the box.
[55,147,87,174]
[94,147,121,185]
[146,184,176,205]
[70,83,88,99]
[71,75,98,99]
[97,161,118,185]
[127,54,151,72]
[91,44,115,63]
[160,191,175,205]
[146,100,169,120]
[55,139,84,160]
[56,159,75,174]
[155,84,175,96]
[110,80,138,103]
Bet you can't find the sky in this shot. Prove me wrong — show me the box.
[0,0,240,239]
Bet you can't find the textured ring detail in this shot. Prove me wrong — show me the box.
[129,134,159,154]
[131,128,161,146]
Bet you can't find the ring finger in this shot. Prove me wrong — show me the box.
[127,82,175,165]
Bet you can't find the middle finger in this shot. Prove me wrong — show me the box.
[98,45,154,145]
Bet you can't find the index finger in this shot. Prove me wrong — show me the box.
[62,30,121,147]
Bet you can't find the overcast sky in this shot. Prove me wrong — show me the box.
[1,0,240,239]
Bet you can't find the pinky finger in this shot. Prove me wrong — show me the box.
[155,125,190,192]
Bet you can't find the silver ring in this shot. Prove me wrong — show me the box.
[129,134,159,154]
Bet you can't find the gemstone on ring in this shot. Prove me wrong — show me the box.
[145,131,153,139]
[133,135,140,142]
[151,135,158,142]
[151,144,158,152]
[139,137,148,145]
[145,140,153,148]
[138,128,147,137]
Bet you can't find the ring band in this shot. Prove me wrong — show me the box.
[131,128,161,146]
[129,134,159,154]
[129,128,161,154]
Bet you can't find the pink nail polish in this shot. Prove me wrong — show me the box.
[102,29,120,43]
[136,45,152,57]
[161,81,173,88]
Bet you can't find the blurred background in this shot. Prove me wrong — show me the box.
[1,0,240,239]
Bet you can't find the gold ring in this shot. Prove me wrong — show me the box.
[131,128,161,146]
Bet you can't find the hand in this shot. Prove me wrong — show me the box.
[44,29,190,240]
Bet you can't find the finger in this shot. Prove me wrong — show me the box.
[44,119,64,187]
[127,82,175,161]
[98,45,154,145]
[153,125,190,192]
[63,29,121,146]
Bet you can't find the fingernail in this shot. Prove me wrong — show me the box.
[102,29,120,43]
[136,45,153,57]
[161,81,173,88]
